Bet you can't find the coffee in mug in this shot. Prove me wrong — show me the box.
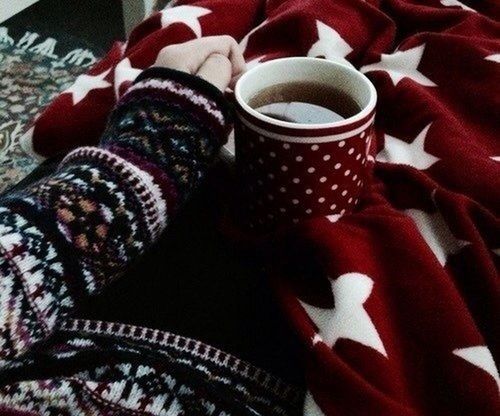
[248,81,361,124]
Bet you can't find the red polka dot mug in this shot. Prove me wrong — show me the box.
[233,57,377,231]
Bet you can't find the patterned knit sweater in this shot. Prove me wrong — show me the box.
[0,69,302,415]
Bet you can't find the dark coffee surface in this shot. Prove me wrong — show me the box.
[248,81,361,124]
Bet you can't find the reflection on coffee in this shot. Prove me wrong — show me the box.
[248,81,361,124]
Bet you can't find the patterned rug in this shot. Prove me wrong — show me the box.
[156,0,173,9]
[0,26,99,193]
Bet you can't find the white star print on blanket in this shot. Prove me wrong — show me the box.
[453,346,500,392]
[160,6,212,38]
[405,208,469,267]
[361,44,437,87]
[63,69,112,105]
[114,58,142,99]
[377,123,440,170]
[300,273,387,357]
[307,20,353,67]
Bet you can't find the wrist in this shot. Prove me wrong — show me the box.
[122,67,233,141]
[136,67,231,114]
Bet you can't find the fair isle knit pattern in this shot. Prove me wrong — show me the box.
[0,68,230,361]
[59,151,167,247]
[0,207,71,361]
[100,68,231,204]
[0,69,304,415]
[0,69,302,415]
[0,319,302,415]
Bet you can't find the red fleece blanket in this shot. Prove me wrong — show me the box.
[23,0,499,414]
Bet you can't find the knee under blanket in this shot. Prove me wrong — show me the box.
[21,0,500,414]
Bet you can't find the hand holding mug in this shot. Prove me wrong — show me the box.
[155,35,246,91]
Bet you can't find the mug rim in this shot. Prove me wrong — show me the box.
[234,57,377,130]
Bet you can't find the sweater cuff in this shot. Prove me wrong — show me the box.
[123,67,233,140]
[136,67,231,116]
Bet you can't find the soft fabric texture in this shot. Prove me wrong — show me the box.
[0,68,302,415]
[6,0,500,415]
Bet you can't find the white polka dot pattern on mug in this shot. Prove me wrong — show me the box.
[237,128,372,229]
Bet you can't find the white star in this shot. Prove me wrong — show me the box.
[63,69,112,105]
[312,334,323,345]
[485,54,500,63]
[160,5,211,38]
[303,392,326,416]
[405,208,469,266]
[240,19,268,53]
[308,20,353,67]
[300,273,387,357]
[18,126,45,162]
[453,346,500,392]
[440,0,476,12]
[361,44,437,87]
[114,58,142,98]
[377,123,440,170]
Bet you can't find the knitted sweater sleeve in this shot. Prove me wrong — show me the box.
[0,68,232,360]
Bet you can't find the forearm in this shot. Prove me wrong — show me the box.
[0,68,231,359]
